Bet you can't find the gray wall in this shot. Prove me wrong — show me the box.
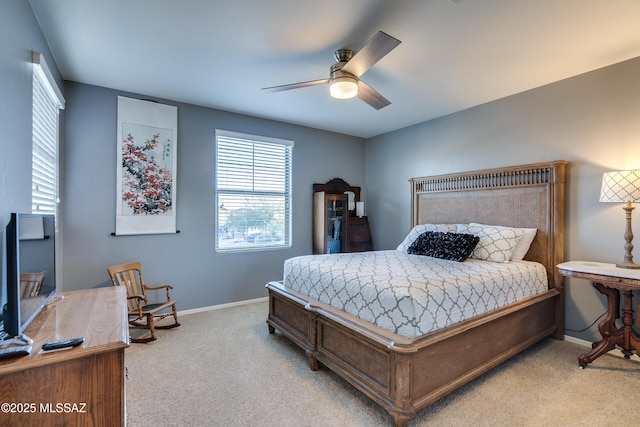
[62,82,365,310]
[0,0,64,306]
[366,56,640,342]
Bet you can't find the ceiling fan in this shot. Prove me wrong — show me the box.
[262,31,401,110]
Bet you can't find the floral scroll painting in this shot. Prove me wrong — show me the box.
[116,96,178,235]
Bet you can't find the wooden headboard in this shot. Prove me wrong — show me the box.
[409,160,567,292]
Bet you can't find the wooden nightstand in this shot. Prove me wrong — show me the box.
[557,261,640,367]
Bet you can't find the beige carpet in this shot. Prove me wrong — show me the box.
[125,301,640,426]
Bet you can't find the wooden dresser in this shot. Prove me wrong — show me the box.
[0,286,129,426]
[347,216,373,252]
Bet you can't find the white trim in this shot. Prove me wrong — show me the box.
[178,296,268,316]
[215,129,294,147]
[563,334,592,347]
[32,51,65,109]
[564,334,640,362]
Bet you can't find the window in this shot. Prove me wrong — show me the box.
[32,51,65,214]
[215,130,293,252]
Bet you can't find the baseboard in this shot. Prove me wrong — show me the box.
[563,334,592,348]
[564,334,640,362]
[178,296,268,316]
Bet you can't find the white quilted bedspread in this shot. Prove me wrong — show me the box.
[283,250,548,338]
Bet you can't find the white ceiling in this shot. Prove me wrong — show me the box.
[29,0,640,138]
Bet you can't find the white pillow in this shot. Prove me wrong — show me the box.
[396,223,458,252]
[468,223,537,261]
[510,228,537,261]
[457,223,523,263]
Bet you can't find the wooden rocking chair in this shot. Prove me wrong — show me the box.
[107,261,180,343]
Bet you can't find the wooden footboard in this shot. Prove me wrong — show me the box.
[267,281,560,426]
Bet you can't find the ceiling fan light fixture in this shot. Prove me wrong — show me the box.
[262,31,400,109]
[330,76,358,99]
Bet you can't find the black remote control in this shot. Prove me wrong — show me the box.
[0,345,32,360]
[42,337,84,351]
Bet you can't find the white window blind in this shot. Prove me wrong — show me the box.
[215,130,293,252]
[32,51,64,214]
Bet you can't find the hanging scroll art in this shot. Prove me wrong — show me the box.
[115,96,178,235]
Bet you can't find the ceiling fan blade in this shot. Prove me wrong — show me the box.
[261,79,329,92]
[342,31,401,77]
[357,80,391,110]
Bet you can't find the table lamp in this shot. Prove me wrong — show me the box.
[599,169,640,269]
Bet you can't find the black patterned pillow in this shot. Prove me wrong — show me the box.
[407,231,480,262]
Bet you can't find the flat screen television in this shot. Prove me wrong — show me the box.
[2,213,57,341]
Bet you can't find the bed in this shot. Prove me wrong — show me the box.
[266,160,567,426]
